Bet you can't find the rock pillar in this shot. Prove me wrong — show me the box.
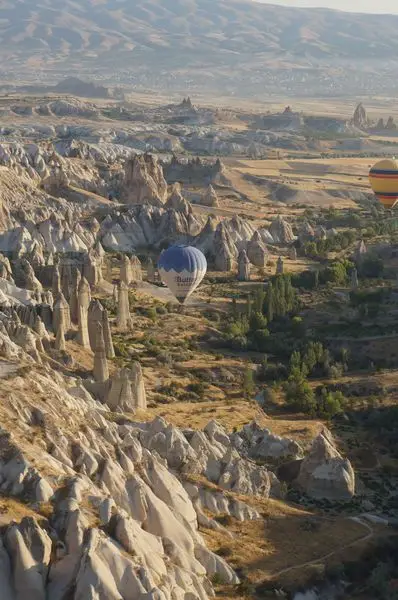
[117,282,130,331]
[93,323,109,383]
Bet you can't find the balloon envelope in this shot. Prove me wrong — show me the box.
[369,158,398,208]
[158,245,207,304]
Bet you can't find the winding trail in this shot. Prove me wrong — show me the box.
[269,517,374,579]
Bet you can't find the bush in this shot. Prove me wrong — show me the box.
[147,307,158,321]
[261,386,278,408]
[284,373,316,413]
[187,382,207,397]
[251,328,270,351]
[326,363,344,379]
[258,361,288,383]
[243,367,255,399]
[316,388,345,419]
[249,311,268,331]
[359,255,384,279]
[157,351,172,365]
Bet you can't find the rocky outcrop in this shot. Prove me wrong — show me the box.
[247,231,268,268]
[238,249,250,281]
[88,299,104,352]
[201,184,219,207]
[120,255,132,285]
[117,282,130,331]
[296,428,355,501]
[77,277,91,349]
[93,323,109,383]
[55,320,66,351]
[122,154,168,207]
[53,292,71,334]
[269,216,296,244]
[236,422,303,460]
[213,223,237,271]
[354,240,367,264]
[106,363,146,413]
[276,256,284,275]
[166,183,192,214]
[351,267,359,290]
[352,103,367,129]
[102,309,115,360]
[16,259,42,293]
[82,251,102,287]
[69,267,81,324]
[298,221,315,242]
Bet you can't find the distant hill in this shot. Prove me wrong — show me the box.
[1,0,398,95]
[54,78,110,99]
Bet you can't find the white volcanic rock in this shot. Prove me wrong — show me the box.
[194,216,218,255]
[238,421,303,460]
[213,223,237,271]
[258,228,274,244]
[247,231,268,268]
[106,364,146,412]
[269,215,296,244]
[296,428,355,501]
[194,546,239,585]
[5,517,52,599]
[143,451,197,531]
[0,279,34,305]
[201,185,219,207]
[123,154,168,207]
[166,183,192,214]
[224,216,255,250]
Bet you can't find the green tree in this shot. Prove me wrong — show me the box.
[249,311,268,332]
[290,351,302,374]
[266,283,274,323]
[317,388,345,419]
[325,261,348,285]
[253,286,266,313]
[284,373,316,413]
[246,294,252,318]
[242,367,255,399]
[292,316,304,338]
[360,255,384,279]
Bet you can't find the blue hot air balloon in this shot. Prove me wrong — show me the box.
[158,245,207,304]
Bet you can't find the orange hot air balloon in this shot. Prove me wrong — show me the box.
[369,158,398,208]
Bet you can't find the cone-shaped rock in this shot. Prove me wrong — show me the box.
[117,282,130,331]
[93,323,109,383]
[238,249,250,282]
[102,309,115,359]
[52,265,61,298]
[88,300,104,352]
[53,292,71,334]
[55,322,66,352]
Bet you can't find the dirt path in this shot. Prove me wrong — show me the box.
[269,517,374,579]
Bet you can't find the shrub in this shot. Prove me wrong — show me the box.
[261,387,278,408]
[316,388,345,419]
[359,255,384,279]
[157,351,172,365]
[284,373,316,413]
[146,307,157,321]
[243,367,255,399]
[187,382,207,397]
[251,328,270,351]
[249,311,268,331]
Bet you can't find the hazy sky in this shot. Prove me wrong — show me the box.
[259,0,398,13]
